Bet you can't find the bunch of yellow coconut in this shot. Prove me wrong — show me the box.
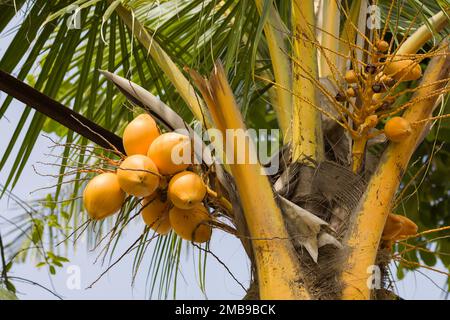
[83,114,211,243]
[343,39,422,143]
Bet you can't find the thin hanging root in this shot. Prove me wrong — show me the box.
[41,152,119,169]
[394,241,450,258]
[42,134,124,165]
[93,212,141,260]
[396,258,450,277]
[71,115,125,157]
[32,164,101,178]
[397,225,450,242]
[380,86,450,119]
[372,77,450,113]
[30,178,90,195]
[209,219,237,235]
[411,113,450,125]
[42,134,110,153]
[206,186,233,215]
[87,232,147,290]
[393,144,443,208]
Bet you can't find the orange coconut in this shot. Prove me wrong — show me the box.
[384,116,412,142]
[169,203,212,243]
[147,132,191,175]
[382,213,404,241]
[168,171,206,209]
[123,114,160,156]
[83,172,126,220]
[141,195,171,235]
[344,70,358,83]
[117,155,160,197]
[397,215,418,237]
[379,74,395,86]
[375,40,389,52]
[384,59,422,81]
[382,214,418,241]
[346,87,356,97]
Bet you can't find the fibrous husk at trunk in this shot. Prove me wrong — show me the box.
[270,144,367,298]
[275,160,366,232]
[278,195,337,263]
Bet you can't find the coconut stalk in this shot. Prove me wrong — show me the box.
[292,0,324,162]
[341,40,450,300]
[190,62,310,300]
[254,0,292,140]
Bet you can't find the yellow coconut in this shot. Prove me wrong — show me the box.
[382,213,403,240]
[169,203,212,243]
[147,132,191,175]
[123,114,160,156]
[83,172,126,220]
[382,213,418,241]
[168,171,206,209]
[384,59,422,81]
[384,116,412,142]
[363,114,378,129]
[141,195,171,235]
[379,74,394,86]
[397,215,418,237]
[344,70,358,83]
[117,155,160,197]
[346,87,356,97]
[375,40,389,52]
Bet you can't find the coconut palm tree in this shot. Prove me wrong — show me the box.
[0,0,449,300]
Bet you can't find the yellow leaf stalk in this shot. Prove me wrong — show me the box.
[341,41,450,300]
[319,0,341,78]
[191,62,310,300]
[292,0,324,162]
[254,0,292,141]
[397,10,449,56]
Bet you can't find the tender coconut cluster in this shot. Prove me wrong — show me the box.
[340,39,421,143]
[83,114,212,243]
[382,213,418,241]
